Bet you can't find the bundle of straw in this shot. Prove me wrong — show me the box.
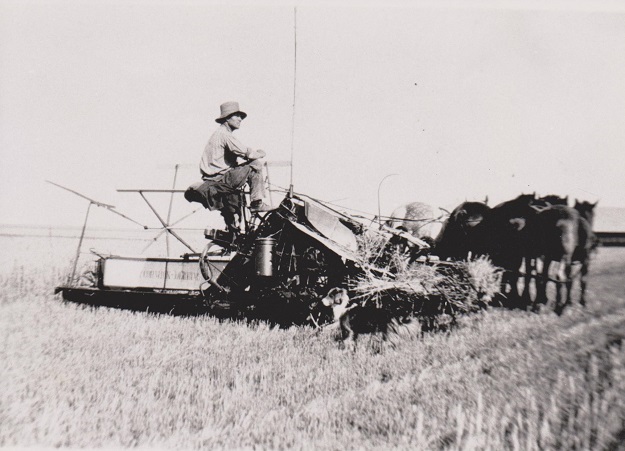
[352,234,502,327]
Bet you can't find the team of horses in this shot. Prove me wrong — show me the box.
[388,194,598,314]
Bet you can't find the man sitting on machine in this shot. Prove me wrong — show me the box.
[186,101,275,232]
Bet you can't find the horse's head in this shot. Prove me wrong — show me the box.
[435,201,492,260]
[492,193,538,224]
[574,199,598,225]
[452,201,491,228]
[494,193,536,209]
[538,194,569,207]
[515,192,537,206]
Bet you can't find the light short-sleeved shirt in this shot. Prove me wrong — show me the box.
[200,124,252,177]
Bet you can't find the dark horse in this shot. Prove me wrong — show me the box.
[574,199,598,225]
[434,196,533,307]
[533,200,597,314]
[522,194,570,304]
[434,201,492,261]
[487,193,540,307]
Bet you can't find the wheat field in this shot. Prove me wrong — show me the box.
[1,235,625,449]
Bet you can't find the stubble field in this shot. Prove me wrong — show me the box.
[1,235,625,450]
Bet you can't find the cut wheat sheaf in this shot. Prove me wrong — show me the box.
[347,233,503,329]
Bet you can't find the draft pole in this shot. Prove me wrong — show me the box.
[288,6,297,197]
[68,201,93,286]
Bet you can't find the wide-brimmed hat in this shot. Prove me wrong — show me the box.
[215,101,247,123]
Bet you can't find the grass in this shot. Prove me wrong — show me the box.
[1,235,625,449]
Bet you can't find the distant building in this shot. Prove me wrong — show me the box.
[594,207,625,233]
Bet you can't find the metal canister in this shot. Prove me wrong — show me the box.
[254,237,276,277]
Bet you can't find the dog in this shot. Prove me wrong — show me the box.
[320,287,399,349]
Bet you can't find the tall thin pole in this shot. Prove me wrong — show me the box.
[377,174,398,228]
[68,201,92,285]
[289,6,297,196]
[165,164,179,257]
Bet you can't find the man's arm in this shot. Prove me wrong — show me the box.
[224,134,265,160]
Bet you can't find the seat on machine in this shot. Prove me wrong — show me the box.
[185,180,246,233]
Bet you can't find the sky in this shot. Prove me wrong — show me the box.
[1,0,625,232]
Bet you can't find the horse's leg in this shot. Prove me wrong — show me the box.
[536,258,550,309]
[563,258,573,311]
[522,256,534,308]
[507,271,520,308]
[499,270,511,307]
[580,258,589,307]
[554,259,567,315]
[508,257,523,308]
[536,257,545,304]
[531,257,541,312]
